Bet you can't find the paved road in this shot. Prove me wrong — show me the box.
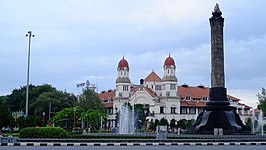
[1,145,266,150]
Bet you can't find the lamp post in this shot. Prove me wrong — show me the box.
[73,108,77,129]
[144,110,147,130]
[25,31,34,117]
[42,112,46,125]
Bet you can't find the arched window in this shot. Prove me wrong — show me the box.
[171,106,176,114]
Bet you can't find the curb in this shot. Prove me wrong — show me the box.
[1,142,266,146]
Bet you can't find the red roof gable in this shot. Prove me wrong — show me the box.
[144,71,162,82]
[130,86,157,97]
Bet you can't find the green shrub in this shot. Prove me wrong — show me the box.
[20,127,67,138]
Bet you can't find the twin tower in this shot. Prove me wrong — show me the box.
[115,55,177,100]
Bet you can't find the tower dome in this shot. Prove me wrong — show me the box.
[164,54,175,67]
[118,56,129,69]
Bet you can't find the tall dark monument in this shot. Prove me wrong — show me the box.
[189,4,251,134]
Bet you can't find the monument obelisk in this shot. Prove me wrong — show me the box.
[208,3,230,107]
[189,4,251,134]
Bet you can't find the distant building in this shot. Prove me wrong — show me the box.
[98,56,253,129]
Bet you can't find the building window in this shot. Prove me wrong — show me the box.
[162,85,165,90]
[151,85,153,89]
[189,108,196,114]
[171,107,176,114]
[110,108,113,115]
[202,97,208,101]
[155,85,162,90]
[119,93,122,97]
[160,107,164,114]
[123,85,128,91]
[181,107,187,114]
[198,108,204,114]
[185,96,191,100]
[170,84,176,90]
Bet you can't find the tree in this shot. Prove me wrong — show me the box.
[15,116,42,128]
[159,117,169,126]
[186,119,195,127]
[154,119,160,127]
[30,90,77,118]
[0,103,11,128]
[78,88,103,111]
[257,87,266,116]
[81,109,106,130]
[148,122,156,130]
[176,119,187,129]
[3,84,77,118]
[50,106,85,130]
[133,104,150,130]
[170,119,176,129]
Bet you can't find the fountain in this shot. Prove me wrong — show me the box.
[118,103,135,134]
[258,110,264,135]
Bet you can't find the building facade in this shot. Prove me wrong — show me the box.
[98,56,252,129]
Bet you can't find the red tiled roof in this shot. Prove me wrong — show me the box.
[178,85,240,101]
[98,90,115,100]
[180,100,206,107]
[178,85,209,99]
[145,87,157,97]
[130,86,139,93]
[238,103,252,109]
[144,71,162,82]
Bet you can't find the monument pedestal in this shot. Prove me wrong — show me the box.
[189,87,251,134]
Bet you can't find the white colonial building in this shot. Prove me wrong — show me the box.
[99,55,253,129]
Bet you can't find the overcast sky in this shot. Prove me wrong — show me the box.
[1,0,265,108]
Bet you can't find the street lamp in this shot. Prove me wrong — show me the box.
[144,110,147,130]
[42,112,46,125]
[73,108,77,129]
[25,31,34,117]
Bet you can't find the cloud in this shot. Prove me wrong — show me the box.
[0,0,266,109]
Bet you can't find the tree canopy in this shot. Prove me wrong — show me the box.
[257,87,266,116]
[0,84,77,128]
[1,84,77,118]
[78,88,103,111]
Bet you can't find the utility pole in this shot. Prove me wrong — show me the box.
[25,31,34,117]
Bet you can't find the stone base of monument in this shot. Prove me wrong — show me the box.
[188,87,251,134]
